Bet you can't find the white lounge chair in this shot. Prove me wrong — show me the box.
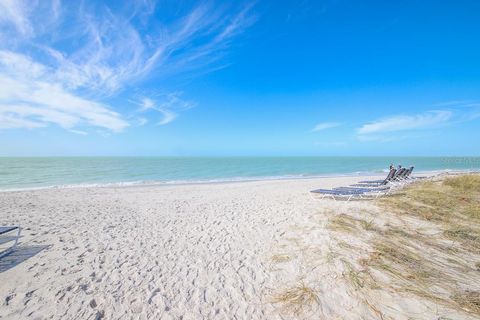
[354,168,397,187]
[311,186,391,201]
[0,226,21,259]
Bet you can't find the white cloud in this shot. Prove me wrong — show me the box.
[69,129,87,136]
[357,110,453,135]
[158,109,178,125]
[453,102,480,121]
[0,113,45,129]
[0,58,129,132]
[0,1,255,132]
[140,98,155,111]
[312,122,341,132]
[136,92,195,126]
[0,0,33,36]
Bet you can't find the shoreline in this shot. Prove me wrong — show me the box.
[0,168,473,193]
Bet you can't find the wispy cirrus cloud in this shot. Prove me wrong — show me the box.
[0,0,34,36]
[0,0,255,133]
[355,104,480,142]
[137,92,196,125]
[357,110,453,135]
[455,102,480,121]
[312,122,341,132]
[0,52,128,131]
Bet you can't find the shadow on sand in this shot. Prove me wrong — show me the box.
[0,245,49,273]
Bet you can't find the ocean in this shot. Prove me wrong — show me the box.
[0,157,479,191]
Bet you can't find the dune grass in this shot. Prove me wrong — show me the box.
[328,213,378,234]
[327,214,359,233]
[443,174,480,192]
[269,174,480,317]
[379,175,480,256]
[452,291,480,315]
[380,175,480,223]
[330,174,480,316]
[270,282,320,316]
[342,259,366,290]
[270,254,292,264]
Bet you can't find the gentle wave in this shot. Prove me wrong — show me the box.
[1,168,473,193]
[1,157,479,191]
[0,172,386,192]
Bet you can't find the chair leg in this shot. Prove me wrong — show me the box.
[12,227,21,252]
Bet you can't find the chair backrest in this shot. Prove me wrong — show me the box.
[399,167,410,179]
[393,168,406,180]
[381,168,397,185]
[404,166,414,178]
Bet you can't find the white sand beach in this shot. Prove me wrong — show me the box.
[2,0,480,318]
[1,174,478,319]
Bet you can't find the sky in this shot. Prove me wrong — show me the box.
[0,0,479,156]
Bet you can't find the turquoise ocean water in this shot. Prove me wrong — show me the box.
[0,157,479,191]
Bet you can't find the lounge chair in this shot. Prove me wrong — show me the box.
[0,226,21,259]
[311,186,390,201]
[335,185,390,192]
[311,188,367,201]
[355,166,416,190]
[354,168,397,187]
[405,166,427,180]
[399,167,412,179]
[310,164,424,201]
[389,167,415,185]
[336,183,396,195]
[383,168,398,184]
[389,168,407,181]
[402,166,414,179]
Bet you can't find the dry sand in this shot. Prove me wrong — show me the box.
[0,174,475,319]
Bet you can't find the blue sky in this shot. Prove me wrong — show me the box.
[0,0,479,156]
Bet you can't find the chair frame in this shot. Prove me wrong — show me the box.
[0,226,21,259]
